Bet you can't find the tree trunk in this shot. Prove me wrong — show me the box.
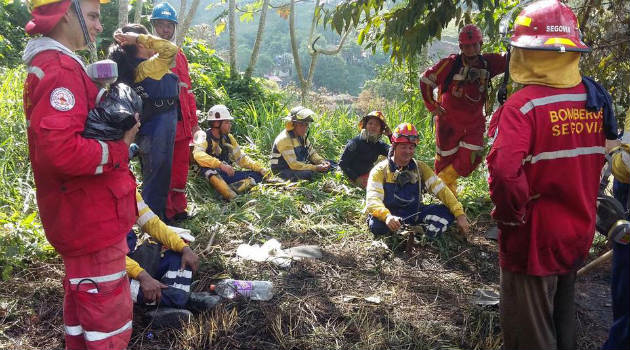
[290,0,349,104]
[179,0,188,25]
[228,0,238,79]
[133,0,142,23]
[244,0,270,80]
[118,0,129,27]
[289,0,307,103]
[176,0,201,47]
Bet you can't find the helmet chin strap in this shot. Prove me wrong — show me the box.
[71,0,95,56]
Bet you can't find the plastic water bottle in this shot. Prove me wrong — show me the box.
[210,279,273,301]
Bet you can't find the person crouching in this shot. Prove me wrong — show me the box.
[365,122,470,240]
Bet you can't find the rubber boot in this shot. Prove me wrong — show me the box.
[229,177,256,194]
[208,175,237,201]
[437,164,459,197]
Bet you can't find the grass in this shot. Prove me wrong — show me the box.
[0,67,611,350]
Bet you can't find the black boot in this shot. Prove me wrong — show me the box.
[186,292,222,312]
[146,308,193,329]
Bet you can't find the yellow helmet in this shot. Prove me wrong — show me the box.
[284,106,316,131]
[358,110,388,132]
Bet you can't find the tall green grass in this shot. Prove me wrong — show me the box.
[0,60,493,281]
[0,67,51,280]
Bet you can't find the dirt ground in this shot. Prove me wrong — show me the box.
[0,228,615,350]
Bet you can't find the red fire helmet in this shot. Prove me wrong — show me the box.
[510,0,590,52]
[459,24,483,45]
[391,123,419,145]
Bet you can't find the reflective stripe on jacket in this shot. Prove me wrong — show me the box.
[366,158,464,222]
[126,191,188,279]
[24,49,136,256]
[420,53,505,119]
[192,132,263,172]
[487,82,607,276]
[270,129,324,172]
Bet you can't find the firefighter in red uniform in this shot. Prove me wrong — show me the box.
[420,24,506,195]
[22,0,139,348]
[150,2,200,223]
[486,1,618,348]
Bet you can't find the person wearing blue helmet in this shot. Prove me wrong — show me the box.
[150,2,201,224]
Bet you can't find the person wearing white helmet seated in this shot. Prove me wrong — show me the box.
[270,106,334,181]
[192,104,269,200]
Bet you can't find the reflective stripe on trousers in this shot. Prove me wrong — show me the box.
[62,239,132,349]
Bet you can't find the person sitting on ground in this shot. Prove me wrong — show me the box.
[192,104,269,200]
[339,111,392,188]
[365,122,470,240]
[128,190,222,329]
[270,106,334,181]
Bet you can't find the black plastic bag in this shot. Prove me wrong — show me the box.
[82,83,142,141]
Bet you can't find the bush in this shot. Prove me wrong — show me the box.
[0,68,52,279]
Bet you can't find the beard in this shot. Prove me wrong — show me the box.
[360,129,381,143]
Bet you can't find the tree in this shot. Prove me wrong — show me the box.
[244,0,271,80]
[176,0,202,47]
[290,0,350,103]
[577,0,630,113]
[118,0,129,27]
[328,0,497,63]
[133,0,143,23]
[228,0,238,78]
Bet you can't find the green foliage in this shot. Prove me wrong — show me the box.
[579,0,630,115]
[206,1,391,95]
[328,0,491,63]
[184,38,286,123]
[0,0,30,67]
[0,68,52,280]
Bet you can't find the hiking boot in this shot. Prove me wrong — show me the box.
[146,308,192,329]
[186,292,222,312]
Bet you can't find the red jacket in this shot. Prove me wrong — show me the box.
[173,50,198,141]
[420,53,505,123]
[487,83,605,276]
[24,50,137,257]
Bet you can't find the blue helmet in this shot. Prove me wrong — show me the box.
[150,2,178,23]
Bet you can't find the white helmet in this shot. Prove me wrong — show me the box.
[207,104,234,121]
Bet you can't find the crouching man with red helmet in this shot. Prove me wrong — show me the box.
[365,123,469,240]
[420,24,506,196]
[22,0,139,348]
[486,1,618,348]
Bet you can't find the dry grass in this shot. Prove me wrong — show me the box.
[0,178,614,349]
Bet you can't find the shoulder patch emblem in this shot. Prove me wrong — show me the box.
[50,87,75,112]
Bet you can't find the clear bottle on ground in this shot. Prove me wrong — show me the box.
[210,279,274,301]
